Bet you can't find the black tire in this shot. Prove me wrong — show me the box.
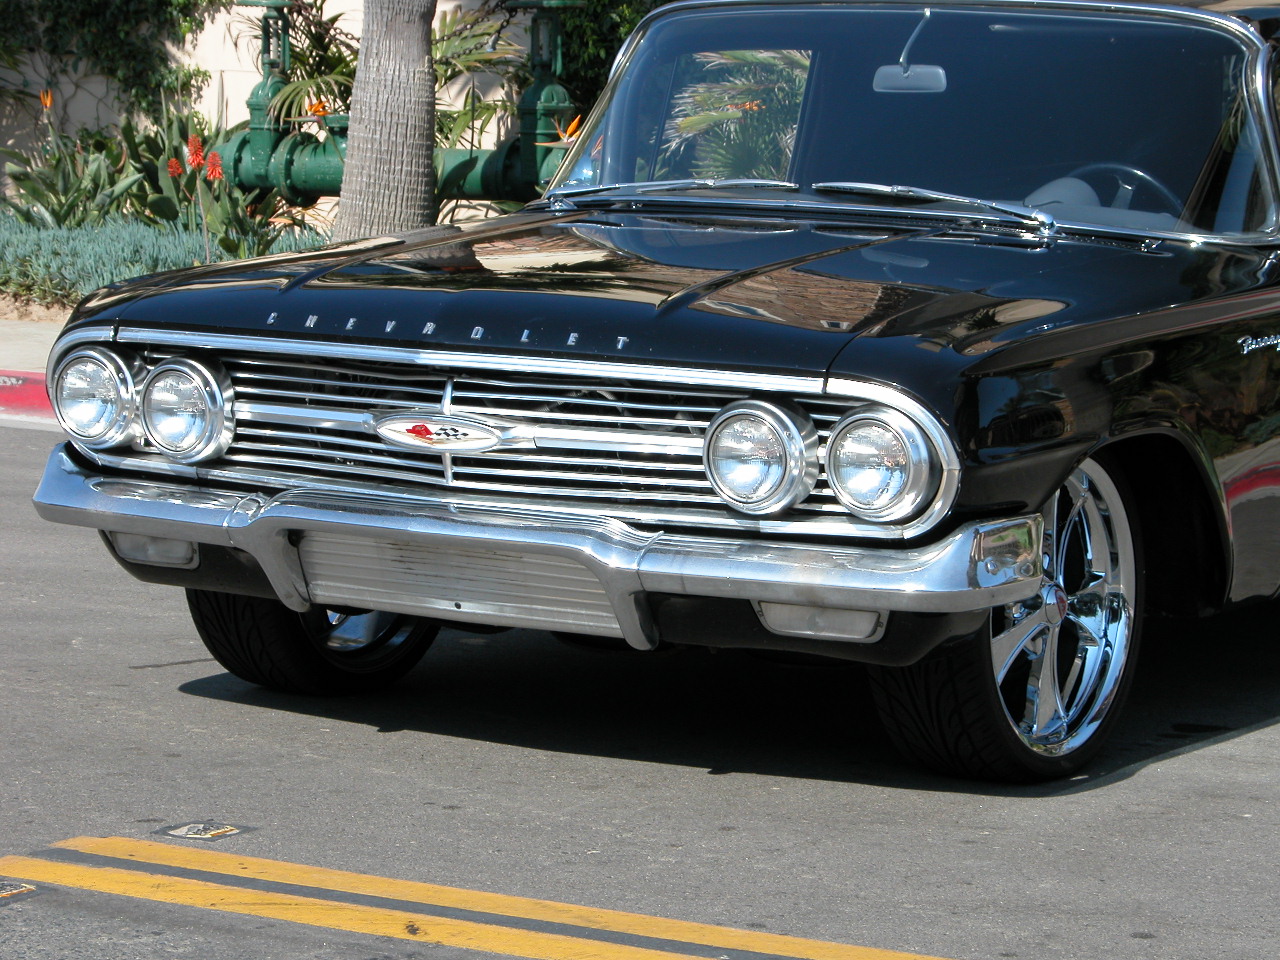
[869,455,1143,782]
[186,589,438,695]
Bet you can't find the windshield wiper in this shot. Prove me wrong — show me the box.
[549,178,799,199]
[636,178,799,193]
[811,181,1055,233]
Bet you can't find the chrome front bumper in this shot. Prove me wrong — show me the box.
[35,445,1044,654]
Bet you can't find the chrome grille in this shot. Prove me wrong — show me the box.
[224,353,733,498]
[300,533,622,636]
[124,343,873,536]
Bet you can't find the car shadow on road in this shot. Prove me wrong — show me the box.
[178,599,1280,797]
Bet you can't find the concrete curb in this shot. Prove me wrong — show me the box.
[0,369,51,418]
[1,312,61,420]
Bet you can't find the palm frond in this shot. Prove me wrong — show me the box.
[658,48,810,180]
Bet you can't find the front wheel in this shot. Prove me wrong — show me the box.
[870,455,1142,781]
[187,590,438,695]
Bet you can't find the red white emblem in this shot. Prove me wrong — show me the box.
[376,414,505,453]
[407,423,471,442]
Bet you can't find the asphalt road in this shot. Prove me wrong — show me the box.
[3,420,1280,960]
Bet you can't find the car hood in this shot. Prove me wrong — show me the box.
[78,208,1279,386]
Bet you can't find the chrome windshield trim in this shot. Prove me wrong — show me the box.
[534,191,1280,247]
[549,178,801,200]
[1249,18,1280,236]
[637,0,1275,43]
[114,328,826,394]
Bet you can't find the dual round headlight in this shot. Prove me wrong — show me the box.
[826,406,938,522]
[704,400,819,515]
[704,399,940,523]
[139,358,235,462]
[52,347,140,449]
[52,348,233,463]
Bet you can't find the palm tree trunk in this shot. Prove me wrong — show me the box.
[333,0,438,241]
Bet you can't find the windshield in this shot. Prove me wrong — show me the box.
[550,4,1274,237]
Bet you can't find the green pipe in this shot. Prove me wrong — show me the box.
[221,0,583,204]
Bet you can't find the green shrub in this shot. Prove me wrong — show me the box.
[0,215,328,306]
[6,110,309,260]
[2,130,145,228]
[556,1,663,111]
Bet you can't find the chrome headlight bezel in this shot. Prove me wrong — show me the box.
[51,346,141,449]
[703,399,819,516]
[139,357,235,463]
[825,405,940,523]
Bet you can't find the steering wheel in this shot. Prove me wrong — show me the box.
[1067,162,1183,215]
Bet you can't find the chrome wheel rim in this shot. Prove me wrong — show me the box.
[990,459,1136,756]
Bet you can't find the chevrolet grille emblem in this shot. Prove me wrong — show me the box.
[376,414,505,454]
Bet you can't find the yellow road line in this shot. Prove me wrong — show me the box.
[0,855,721,960]
[26,836,946,960]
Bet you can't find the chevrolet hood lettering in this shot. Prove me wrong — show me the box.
[376,414,509,453]
[99,211,1208,377]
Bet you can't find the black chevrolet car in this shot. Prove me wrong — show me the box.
[34,0,1280,781]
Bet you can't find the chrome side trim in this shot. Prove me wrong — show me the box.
[34,446,1044,650]
[115,328,827,394]
[639,0,1275,51]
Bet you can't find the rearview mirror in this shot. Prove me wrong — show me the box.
[873,64,948,93]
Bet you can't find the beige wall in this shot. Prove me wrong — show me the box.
[189,0,504,129]
[2,0,505,149]
[189,0,364,129]
[1,0,519,209]
[1,61,116,156]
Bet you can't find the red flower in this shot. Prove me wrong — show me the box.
[39,89,53,111]
[167,157,184,178]
[187,134,204,170]
[205,151,224,182]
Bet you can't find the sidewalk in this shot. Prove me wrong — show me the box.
[0,310,65,420]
